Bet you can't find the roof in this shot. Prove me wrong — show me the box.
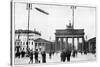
[34,38,51,43]
[88,37,96,42]
[55,29,84,35]
[15,39,21,42]
[15,29,41,36]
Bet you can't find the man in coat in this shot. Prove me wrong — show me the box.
[34,49,39,63]
[66,50,71,62]
[41,51,46,63]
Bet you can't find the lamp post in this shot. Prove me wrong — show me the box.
[26,3,49,52]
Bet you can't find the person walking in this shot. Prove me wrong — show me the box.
[21,48,25,58]
[41,51,46,63]
[29,49,33,64]
[49,52,52,59]
[60,50,64,62]
[60,50,66,62]
[72,50,76,57]
[34,49,39,63]
[66,50,71,62]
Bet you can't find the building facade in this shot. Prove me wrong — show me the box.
[88,37,96,53]
[15,29,41,53]
[34,38,52,53]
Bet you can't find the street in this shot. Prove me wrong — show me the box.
[15,52,96,65]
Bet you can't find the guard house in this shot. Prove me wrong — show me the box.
[55,23,85,51]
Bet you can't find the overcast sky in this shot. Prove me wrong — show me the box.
[14,3,96,42]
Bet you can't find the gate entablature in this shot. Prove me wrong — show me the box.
[55,28,85,51]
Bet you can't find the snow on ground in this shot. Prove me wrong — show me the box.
[14,53,96,65]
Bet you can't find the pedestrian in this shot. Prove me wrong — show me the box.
[80,51,83,55]
[38,51,42,63]
[60,51,63,62]
[15,46,21,58]
[63,51,66,62]
[84,50,87,55]
[21,48,25,58]
[60,50,66,62]
[72,50,76,57]
[52,52,54,55]
[49,52,52,59]
[29,49,33,64]
[75,50,78,56]
[41,51,46,63]
[66,50,71,62]
[34,49,39,63]
[15,52,20,58]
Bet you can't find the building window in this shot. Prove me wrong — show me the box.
[24,42,26,45]
[20,41,22,45]
[28,42,30,45]
[39,43,41,46]
[23,42,25,45]
[35,43,37,47]
[26,42,28,45]
[32,42,33,45]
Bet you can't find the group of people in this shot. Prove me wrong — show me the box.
[49,52,55,59]
[60,49,71,62]
[29,49,46,64]
[15,48,25,58]
[60,49,78,62]
[72,49,78,57]
[15,47,79,63]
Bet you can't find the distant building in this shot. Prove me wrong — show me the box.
[34,38,52,53]
[15,29,41,53]
[88,37,96,53]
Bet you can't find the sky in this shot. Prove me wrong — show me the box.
[14,2,96,42]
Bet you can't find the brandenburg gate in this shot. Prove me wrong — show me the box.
[55,24,85,52]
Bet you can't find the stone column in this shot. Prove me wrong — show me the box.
[37,43,39,51]
[88,41,91,52]
[59,38,61,51]
[66,37,68,49]
[72,37,74,50]
[55,37,59,51]
[61,38,63,51]
[35,43,37,50]
[77,38,79,50]
[82,37,85,51]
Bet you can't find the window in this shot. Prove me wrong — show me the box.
[26,42,28,45]
[32,42,33,45]
[35,43,37,47]
[39,43,41,46]
[23,42,25,45]
[28,42,30,45]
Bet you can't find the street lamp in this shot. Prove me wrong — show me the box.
[26,3,49,52]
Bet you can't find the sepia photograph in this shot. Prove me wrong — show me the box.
[10,0,96,66]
